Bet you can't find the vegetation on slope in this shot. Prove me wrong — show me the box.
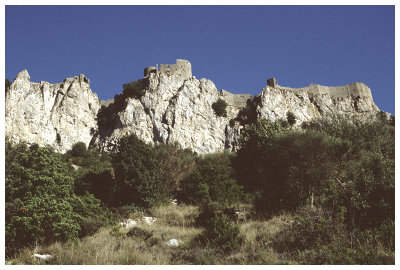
[5,115,395,265]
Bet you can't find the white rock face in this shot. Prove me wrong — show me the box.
[6,70,100,153]
[257,82,380,126]
[5,67,382,155]
[94,73,232,154]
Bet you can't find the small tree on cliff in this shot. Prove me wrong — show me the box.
[212,98,228,117]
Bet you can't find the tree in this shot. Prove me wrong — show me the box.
[232,118,289,196]
[5,141,112,256]
[287,111,296,127]
[212,98,228,117]
[177,152,243,207]
[112,134,168,208]
[252,130,350,216]
[5,144,80,255]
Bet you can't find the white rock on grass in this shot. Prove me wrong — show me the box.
[167,239,183,247]
[119,218,137,228]
[32,254,53,261]
[142,217,157,225]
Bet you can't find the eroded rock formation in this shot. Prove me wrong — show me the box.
[5,70,100,152]
[5,60,382,153]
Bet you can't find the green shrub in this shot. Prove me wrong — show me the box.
[177,152,243,207]
[212,98,228,117]
[126,227,153,240]
[121,79,148,100]
[109,225,125,238]
[305,120,395,231]
[272,207,348,253]
[286,111,296,127]
[152,142,197,198]
[78,217,105,238]
[74,168,115,204]
[5,142,114,256]
[97,105,118,130]
[235,101,257,125]
[5,144,80,256]
[112,134,169,208]
[253,130,349,217]
[272,206,394,264]
[200,212,244,252]
[56,133,61,144]
[70,142,89,158]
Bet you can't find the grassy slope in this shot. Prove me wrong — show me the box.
[7,204,296,265]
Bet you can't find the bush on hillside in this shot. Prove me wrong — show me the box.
[199,212,244,252]
[212,98,228,117]
[286,111,296,127]
[272,206,394,264]
[112,134,170,208]
[232,118,289,197]
[5,141,113,256]
[152,142,197,198]
[74,168,115,204]
[121,79,148,100]
[177,152,243,207]
[235,101,258,125]
[303,119,395,231]
[252,130,350,216]
[5,143,80,255]
[97,105,118,130]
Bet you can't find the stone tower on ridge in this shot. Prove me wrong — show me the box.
[144,59,192,80]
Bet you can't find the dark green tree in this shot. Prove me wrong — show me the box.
[232,118,289,197]
[177,152,243,207]
[287,111,297,127]
[112,134,168,208]
[5,144,80,255]
[5,141,113,256]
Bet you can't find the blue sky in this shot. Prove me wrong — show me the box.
[5,5,395,114]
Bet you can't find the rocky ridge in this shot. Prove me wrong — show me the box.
[5,61,382,154]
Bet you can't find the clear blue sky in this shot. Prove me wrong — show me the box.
[5,5,395,114]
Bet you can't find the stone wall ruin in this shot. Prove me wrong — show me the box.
[144,59,192,80]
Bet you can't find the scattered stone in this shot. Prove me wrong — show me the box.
[167,239,183,247]
[119,218,137,228]
[142,217,157,225]
[32,254,53,261]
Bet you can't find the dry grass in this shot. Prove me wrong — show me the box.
[6,204,295,265]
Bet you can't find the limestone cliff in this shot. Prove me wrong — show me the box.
[5,61,382,154]
[5,70,100,152]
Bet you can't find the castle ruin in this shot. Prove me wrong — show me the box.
[144,59,192,80]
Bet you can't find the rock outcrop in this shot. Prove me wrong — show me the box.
[5,60,382,154]
[6,70,100,152]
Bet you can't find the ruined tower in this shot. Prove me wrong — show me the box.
[144,59,192,80]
